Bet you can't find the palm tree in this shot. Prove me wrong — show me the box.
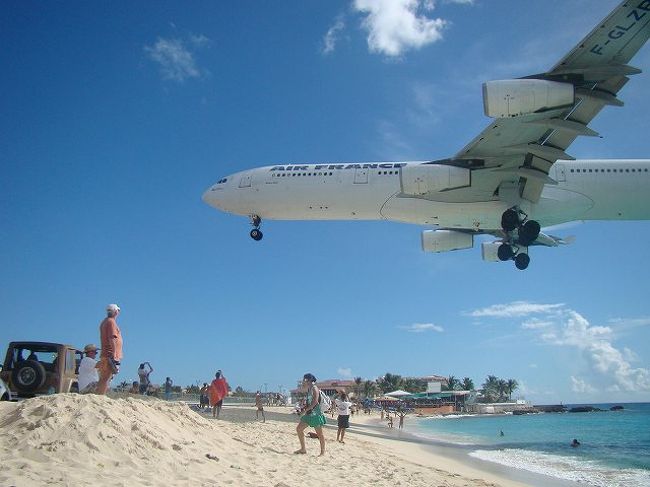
[378,373,403,393]
[353,377,363,398]
[497,379,508,401]
[363,380,377,398]
[481,375,499,402]
[506,379,518,400]
[461,377,474,391]
[445,375,459,391]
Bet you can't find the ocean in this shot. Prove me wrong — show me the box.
[409,403,650,487]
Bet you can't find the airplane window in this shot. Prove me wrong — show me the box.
[329,172,333,176]
[632,169,636,172]
[570,169,574,172]
[626,169,630,172]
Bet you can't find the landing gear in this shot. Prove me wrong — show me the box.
[250,228,263,241]
[501,209,519,232]
[249,214,263,241]
[514,253,530,270]
[499,207,540,270]
[497,243,514,261]
[518,220,541,246]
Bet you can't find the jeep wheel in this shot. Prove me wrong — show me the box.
[12,360,46,393]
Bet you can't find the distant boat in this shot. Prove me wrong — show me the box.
[610,405,624,411]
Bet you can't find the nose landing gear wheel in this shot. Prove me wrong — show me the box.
[514,253,530,270]
[249,214,263,241]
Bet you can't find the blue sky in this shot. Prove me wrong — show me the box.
[2,0,649,403]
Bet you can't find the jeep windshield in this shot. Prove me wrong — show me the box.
[8,345,59,371]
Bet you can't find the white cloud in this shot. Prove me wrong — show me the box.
[323,17,346,54]
[399,322,444,333]
[607,316,650,331]
[353,0,447,57]
[471,303,650,393]
[571,376,596,394]
[144,36,208,82]
[189,34,211,48]
[521,318,553,330]
[467,301,564,318]
[338,367,353,378]
[539,311,650,392]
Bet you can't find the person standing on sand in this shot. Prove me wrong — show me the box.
[209,370,228,418]
[200,383,209,409]
[335,391,353,443]
[164,377,173,400]
[78,344,99,393]
[295,373,326,456]
[96,303,123,395]
[138,362,154,395]
[255,391,265,422]
[397,408,407,429]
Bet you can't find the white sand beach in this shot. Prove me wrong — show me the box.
[0,395,534,487]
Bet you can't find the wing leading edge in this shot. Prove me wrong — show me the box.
[454,0,650,204]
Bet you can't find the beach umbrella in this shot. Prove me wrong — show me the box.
[376,396,400,401]
[385,390,412,398]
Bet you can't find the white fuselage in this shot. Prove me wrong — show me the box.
[202,159,650,231]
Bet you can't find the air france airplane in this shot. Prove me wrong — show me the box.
[203,1,650,270]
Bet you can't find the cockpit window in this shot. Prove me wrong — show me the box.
[217,178,228,184]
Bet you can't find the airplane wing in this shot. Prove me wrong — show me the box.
[453,0,650,204]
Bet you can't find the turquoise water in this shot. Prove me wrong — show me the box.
[410,403,650,486]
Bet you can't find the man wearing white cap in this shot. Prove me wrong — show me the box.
[96,303,123,395]
[78,344,99,393]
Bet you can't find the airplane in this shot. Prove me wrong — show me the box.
[203,1,650,270]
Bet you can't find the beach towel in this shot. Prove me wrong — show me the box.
[208,378,228,406]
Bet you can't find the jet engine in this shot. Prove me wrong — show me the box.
[482,79,574,118]
[422,229,473,253]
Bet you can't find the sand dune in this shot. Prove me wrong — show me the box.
[0,395,525,486]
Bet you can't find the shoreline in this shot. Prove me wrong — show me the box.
[210,403,578,487]
[0,396,580,487]
[342,411,578,487]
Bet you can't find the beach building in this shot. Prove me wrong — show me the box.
[290,379,357,404]
[409,390,474,415]
[466,399,532,414]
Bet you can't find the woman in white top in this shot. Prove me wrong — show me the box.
[335,391,353,443]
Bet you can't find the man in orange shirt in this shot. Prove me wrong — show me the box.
[96,303,123,395]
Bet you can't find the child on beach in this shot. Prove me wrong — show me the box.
[295,373,326,456]
[335,391,353,443]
